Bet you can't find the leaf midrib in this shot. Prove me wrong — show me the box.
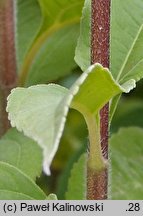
[51,1,83,24]
[116,24,143,82]
[18,19,80,86]
[18,1,83,86]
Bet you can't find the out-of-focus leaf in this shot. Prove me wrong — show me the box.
[38,0,83,31]
[56,143,86,199]
[0,128,42,180]
[25,24,80,86]
[0,190,32,200]
[0,191,33,200]
[65,154,87,200]
[52,109,87,171]
[0,162,46,199]
[110,127,143,199]
[111,99,143,133]
[75,0,91,71]
[19,0,84,86]
[16,0,42,69]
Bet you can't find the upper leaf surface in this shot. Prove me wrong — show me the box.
[0,162,46,199]
[0,190,33,200]
[0,128,42,180]
[71,65,134,114]
[118,25,143,83]
[109,0,143,119]
[111,0,143,82]
[75,0,143,89]
[16,0,42,69]
[25,24,80,86]
[19,0,84,86]
[38,0,83,31]
[7,64,135,175]
[56,64,135,139]
[111,99,143,133]
[65,154,87,200]
[74,0,91,71]
[110,127,143,199]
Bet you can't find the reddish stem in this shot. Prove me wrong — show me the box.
[87,0,110,199]
[0,0,17,136]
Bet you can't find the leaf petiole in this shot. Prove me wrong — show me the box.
[85,112,106,171]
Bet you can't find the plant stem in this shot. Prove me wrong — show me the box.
[86,112,107,200]
[0,0,17,136]
[87,0,110,199]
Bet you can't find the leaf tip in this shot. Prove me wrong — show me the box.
[43,159,51,176]
[121,79,136,93]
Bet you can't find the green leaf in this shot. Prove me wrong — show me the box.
[0,190,56,200]
[70,65,135,114]
[117,25,143,83]
[51,108,87,171]
[16,0,42,69]
[111,0,143,82]
[0,191,33,200]
[0,162,46,199]
[110,1,143,118]
[57,144,86,199]
[0,128,42,180]
[19,0,84,86]
[111,99,143,133]
[55,64,135,153]
[25,24,80,86]
[75,0,143,118]
[55,64,136,170]
[7,64,135,175]
[7,84,68,175]
[38,0,83,31]
[65,154,87,200]
[110,127,143,199]
[75,0,91,71]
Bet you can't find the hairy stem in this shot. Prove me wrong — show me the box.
[0,0,17,136]
[86,112,107,200]
[87,0,110,199]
